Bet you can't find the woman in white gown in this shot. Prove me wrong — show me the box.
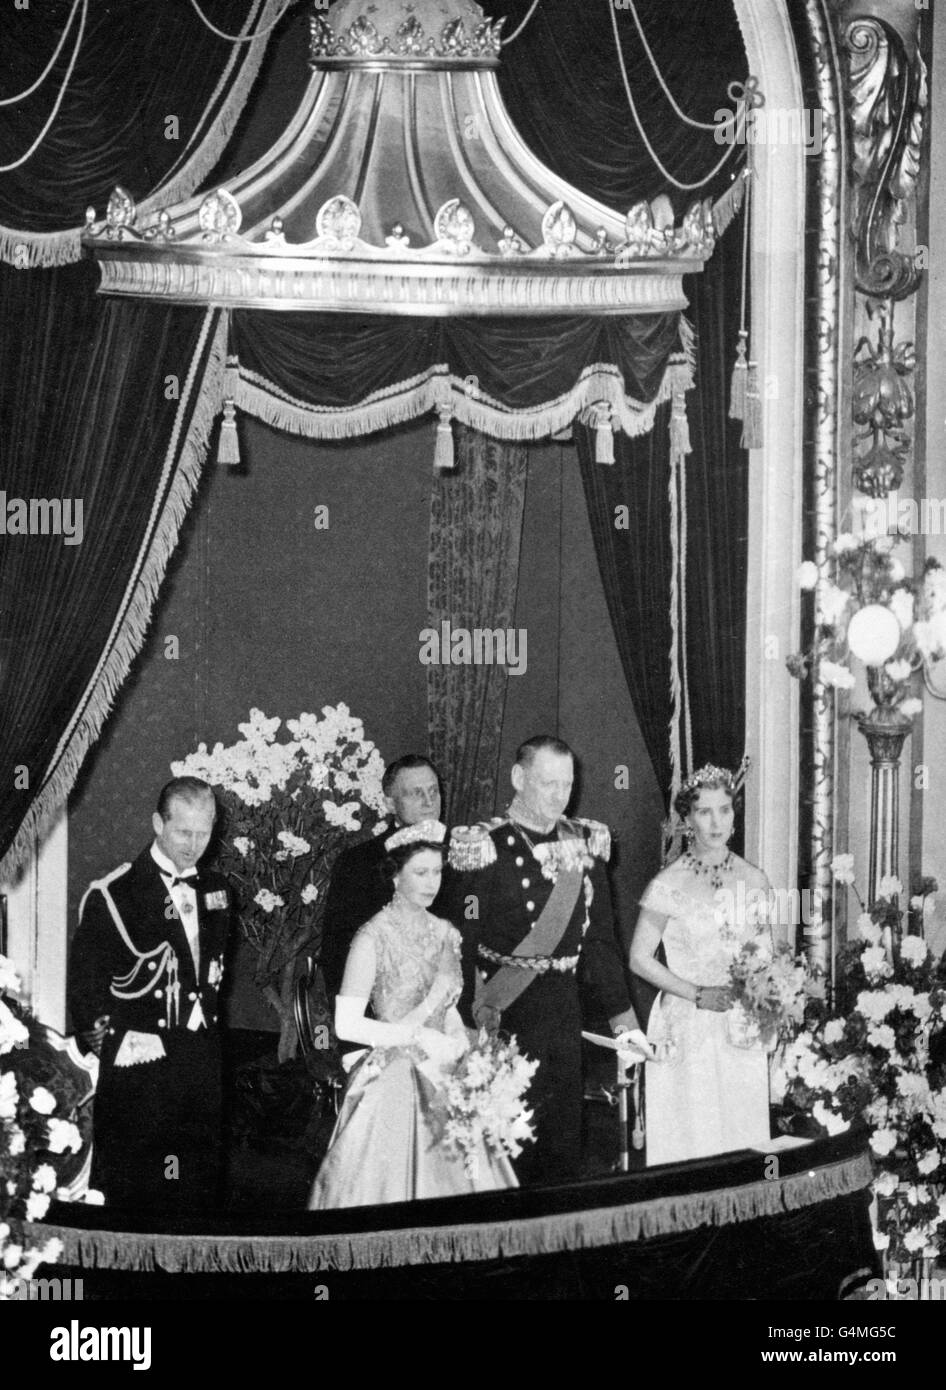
[308,820,517,1208]
[629,764,775,1166]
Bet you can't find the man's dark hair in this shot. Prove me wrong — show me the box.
[156,776,216,820]
[515,735,574,769]
[382,754,439,797]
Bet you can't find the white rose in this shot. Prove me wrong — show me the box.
[899,935,928,966]
[856,913,882,945]
[899,698,923,717]
[28,1086,56,1116]
[867,1023,896,1051]
[31,1164,57,1194]
[46,1119,81,1154]
[823,1018,845,1046]
[2,1244,23,1270]
[797,561,818,590]
[231,836,252,856]
[917,1150,940,1176]
[24,1192,50,1222]
[870,1127,897,1156]
[819,585,850,628]
[873,1170,899,1197]
[821,660,855,690]
[0,1071,18,1119]
[831,853,855,885]
[904,1228,928,1253]
[884,658,912,683]
[301,885,319,905]
[833,533,858,555]
[878,875,902,900]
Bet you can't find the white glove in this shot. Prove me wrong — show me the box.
[614,1027,656,1062]
[414,1026,467,1067]
[335,995,416,1049]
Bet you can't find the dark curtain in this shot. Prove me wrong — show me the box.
[495,0,750,801]
[0,0,286,237]
[0,262,221,872]
[230,310,683,411]
[427,428,528,826]
[577,226,750,798]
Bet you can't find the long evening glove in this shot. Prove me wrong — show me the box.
[334,995,418,1049]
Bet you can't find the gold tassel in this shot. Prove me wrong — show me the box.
[729,330,748,421]
[434,405,455,470]
[216,398,240,466]
[594,403,615,464]
[742,357,763,449]
[669,378,691,464]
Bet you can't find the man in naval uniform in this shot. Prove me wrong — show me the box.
[68,776,232,1214]
[440,735,651,1185]
[319,753,443,998]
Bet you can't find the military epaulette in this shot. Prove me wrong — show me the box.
[79,862,132,919]
[448,821,501,871]
[574,818,611,862]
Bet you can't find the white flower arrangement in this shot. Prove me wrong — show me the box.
[774,863,946,1266]
[172,706,387,1051]
[0,954,97,1299]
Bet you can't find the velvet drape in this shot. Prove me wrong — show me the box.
[496,0,750,801]
[0,267,224,876]
[427,427,528,826]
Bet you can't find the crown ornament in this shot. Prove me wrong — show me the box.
[310,0,504,66]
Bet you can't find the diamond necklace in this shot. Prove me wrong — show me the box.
[680,850,735,891]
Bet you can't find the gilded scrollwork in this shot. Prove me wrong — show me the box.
[837,10,926,299]
[850,301,915,497]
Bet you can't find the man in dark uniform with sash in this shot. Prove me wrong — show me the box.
[68,776,232,1214]
[441,735,651,1185]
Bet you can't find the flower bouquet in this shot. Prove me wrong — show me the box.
[728,939,818,1051]
[173,705,388,1060]
[442,1032,539,1177]
[1,954,101,1298]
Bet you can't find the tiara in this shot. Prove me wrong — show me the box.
[384,819,447,852]
[679,755,750,797]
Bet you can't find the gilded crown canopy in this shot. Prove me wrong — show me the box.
[310,0,503,65]
[83,0,715,315]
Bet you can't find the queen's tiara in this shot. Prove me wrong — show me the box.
[385,819,447,852]
[679,755,750,797]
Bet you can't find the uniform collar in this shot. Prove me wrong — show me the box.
[151,842,198,883]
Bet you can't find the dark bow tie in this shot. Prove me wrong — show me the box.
[165,873,197,889]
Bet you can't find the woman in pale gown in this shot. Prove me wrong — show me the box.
[308,820,517,1208]
[629,764,775,1166]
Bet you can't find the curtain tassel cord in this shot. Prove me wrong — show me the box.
[729,329,748,422]
[434,403,455,470]
[594,402,615,465]
[217,353,241,466]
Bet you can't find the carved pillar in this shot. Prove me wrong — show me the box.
[833,1,926,949]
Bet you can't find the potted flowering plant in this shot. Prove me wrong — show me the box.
[1,954,102,1298]
[173,705,387,1061]
[772,860,946,1278]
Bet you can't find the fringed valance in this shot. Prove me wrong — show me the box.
[30,1141,872,1274]
[222,309,695,470]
